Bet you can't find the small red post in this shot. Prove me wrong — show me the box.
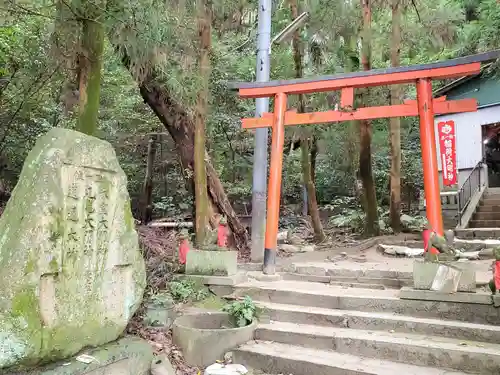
[417,78,444,235]
[263,92,287,275]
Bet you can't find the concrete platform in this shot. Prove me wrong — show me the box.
[175,272,247,286]
[282,272,406,289]
[399,286,493,305]
[233,341,468,375]
[233,280,500,324]
[254,321,500,373]
[255,301,500,344]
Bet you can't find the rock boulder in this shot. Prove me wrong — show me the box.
[0,128,146,369]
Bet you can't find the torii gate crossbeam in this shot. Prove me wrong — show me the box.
[230,50,500,275]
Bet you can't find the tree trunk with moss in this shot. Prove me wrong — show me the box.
[194,0,212,246]
[389,0,402,232]
[359,0,379,236]
[290,0,325,242]
[77,3,105,136]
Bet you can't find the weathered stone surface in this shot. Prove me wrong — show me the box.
[151,354,176,375]
[0,128,146,369]
[186,250,238,276]
[7,337,153,375]
[173,312,256,367]
[413,259,476,292]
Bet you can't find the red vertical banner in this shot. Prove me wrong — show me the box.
[437,120,457,186]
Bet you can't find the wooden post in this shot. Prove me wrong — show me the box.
[264,92,287,275]
[417,78,444,235]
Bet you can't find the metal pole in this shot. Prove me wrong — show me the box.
[251,0,272,263]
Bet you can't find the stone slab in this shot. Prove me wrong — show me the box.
[0,128,146,369]
[413,259,476,292]
[282,273,331,283]
[173,312,256,367]
[175,272,247,286]
[256,300,500,344]
[8,337,153,375]
[186,250,238,276]
[234,280,500,324]
[254,321,500,374]
[247,271,282,282]
[399,287,493,305]
[234,341,469,375]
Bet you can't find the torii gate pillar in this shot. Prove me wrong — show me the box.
[417,78,444,235]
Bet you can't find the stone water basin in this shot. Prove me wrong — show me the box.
[173,312,257,367]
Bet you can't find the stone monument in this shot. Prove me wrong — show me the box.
[0,128,147,371]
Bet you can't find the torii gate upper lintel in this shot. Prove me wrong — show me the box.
[232,49,500,275]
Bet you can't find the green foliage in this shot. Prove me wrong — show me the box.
[1,0,499,234]
[222,296,259,328]
[169,279,209,303]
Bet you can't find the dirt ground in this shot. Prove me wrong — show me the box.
[277,233,494,287]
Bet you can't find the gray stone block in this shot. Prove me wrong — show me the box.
[186,250,238,276]
[10,337,153,375]
[413,259,476,292]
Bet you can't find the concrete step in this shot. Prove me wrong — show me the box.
[233,341,468,375]
[282,273,390,289]
[255,321,500,373]
[481,198,500,205]
[475,204,500,212]
[473,211,500,220]
[256,301,500,344]
[288,263,413,288]
[234,280,500,324]
[455,228,500,239]
[291,263,412,280]
[469,219,500,227]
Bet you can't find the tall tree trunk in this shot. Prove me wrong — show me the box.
[115,24,249,253]
[343,34,360,197]
[310,136,318,184]
[194,0,212,246]
[290,0,325,242]
[389,0,402,232]
[137,79,249,250]
[77,4,105,136]
[359,0,379,236]
[141,134,158,224]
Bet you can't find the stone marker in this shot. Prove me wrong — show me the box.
[0,128,146,369]
[413,259,476,292]
[186,250,238,276]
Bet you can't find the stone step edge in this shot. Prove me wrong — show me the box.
[255,300,500,335]
[255,321,500,373]
[282,272,411,287]
[256,321,500,354]
[233,341,468,375]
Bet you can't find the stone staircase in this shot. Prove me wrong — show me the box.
[469,188,500,228]
[456,187,500,239]
[230,266,500,374]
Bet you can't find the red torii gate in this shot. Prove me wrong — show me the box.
[232,50,500,274]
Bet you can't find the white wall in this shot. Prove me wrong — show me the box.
[435,105,500,171]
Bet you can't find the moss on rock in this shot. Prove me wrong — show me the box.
[0,129,146,370]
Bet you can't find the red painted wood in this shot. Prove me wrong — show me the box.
[242,98,477,129]
[238,63,480,98]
